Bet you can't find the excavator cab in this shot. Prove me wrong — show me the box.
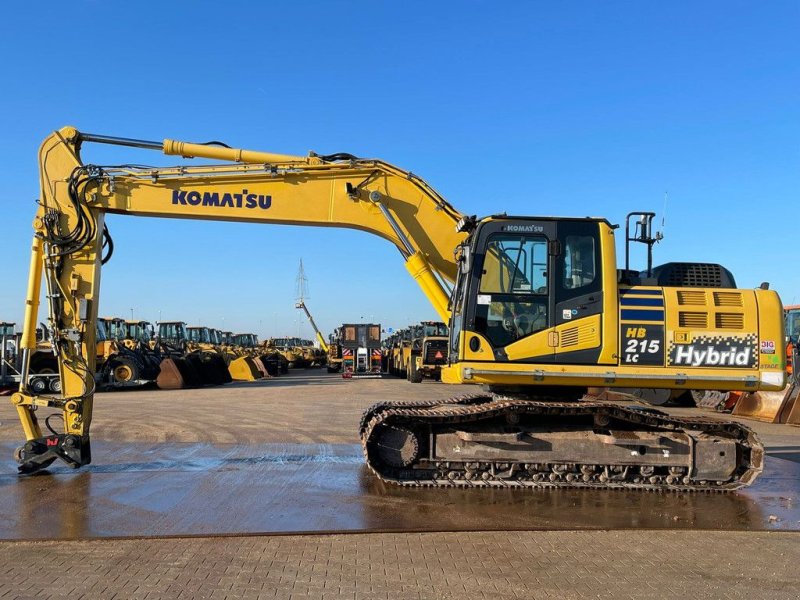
[448,217,607,376]
[445,215,784,395]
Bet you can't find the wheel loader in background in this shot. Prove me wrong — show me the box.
[326,328,343,373]
[218,330,272,378]
[405,321,449,383]
[10,126,787,491]
[156,321,227,388]
[385,327,412,378]
[258,338,290,374]
[232,333,284,376]
[95,317,161,388]
[268,337,309,369]
[186,325,262,382]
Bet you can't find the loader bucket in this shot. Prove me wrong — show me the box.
[156,357,203,390]
[259,354,282,376]
[228,356,262,381]
[732,386,794,423]
[778,383,800,425]
[185,352,232,386]
[251,357,271,378]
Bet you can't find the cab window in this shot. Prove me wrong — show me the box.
[480,235,548,294]
[563,235,595,290]
[475,234,549,347]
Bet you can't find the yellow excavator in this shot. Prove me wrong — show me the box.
[10,127,786,491]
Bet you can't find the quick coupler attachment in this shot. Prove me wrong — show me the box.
[14,434,91,475]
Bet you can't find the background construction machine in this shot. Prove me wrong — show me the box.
[339,323,382,378]
[296,300,329,361]
[385,328,412,378]
[786,305,799,375]
[231,333,283,377]
[1,322,21,393]
[187,325,262,382]
[95,317,161,388]
[9,127,786,491]
[406,321,449,383]
[156,321,225,388]
[326,329,343,373]
[1,323,62,394]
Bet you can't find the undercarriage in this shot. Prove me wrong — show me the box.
[360,394,764,491]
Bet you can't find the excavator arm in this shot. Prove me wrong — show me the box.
[11,126,467,472]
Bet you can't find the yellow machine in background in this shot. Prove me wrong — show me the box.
[9,127,785,490]
[186,325,262,382]
[406,321,449,383]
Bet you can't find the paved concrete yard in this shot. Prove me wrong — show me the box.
[0,370,798,599]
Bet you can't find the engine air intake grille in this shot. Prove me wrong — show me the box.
[713,291,743,307]
[715,313,744,329]
[679,312,708,328]
[677,290,707,306]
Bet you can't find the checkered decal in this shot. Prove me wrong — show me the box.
[667,333,757,368]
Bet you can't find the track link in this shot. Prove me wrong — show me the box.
[360,395,763,492]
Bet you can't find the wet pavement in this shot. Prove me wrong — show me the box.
[1,441,797,540]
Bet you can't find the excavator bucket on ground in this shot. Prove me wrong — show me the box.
[156,357,203,390]
[733,342,799,424]
[778,382,800,425]
[732,388,793,423]
[227,356,263,381]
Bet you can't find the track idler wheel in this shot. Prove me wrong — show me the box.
[371,425,420,468]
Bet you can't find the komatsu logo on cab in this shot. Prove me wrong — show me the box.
[171,190,272,210]
[503,224,544,233]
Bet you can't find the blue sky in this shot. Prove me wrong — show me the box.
[0,1,797,339]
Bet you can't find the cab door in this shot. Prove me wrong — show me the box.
[464,219,558,364]
[552,220,604,364]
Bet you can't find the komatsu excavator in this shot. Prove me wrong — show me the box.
[10,126,786,491]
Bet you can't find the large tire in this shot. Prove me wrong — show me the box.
[29,376,48,394]
[407,360,423,384]
[110,357,140,384]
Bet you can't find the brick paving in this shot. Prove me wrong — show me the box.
[1,530,798,599]
[1,371,799,598]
